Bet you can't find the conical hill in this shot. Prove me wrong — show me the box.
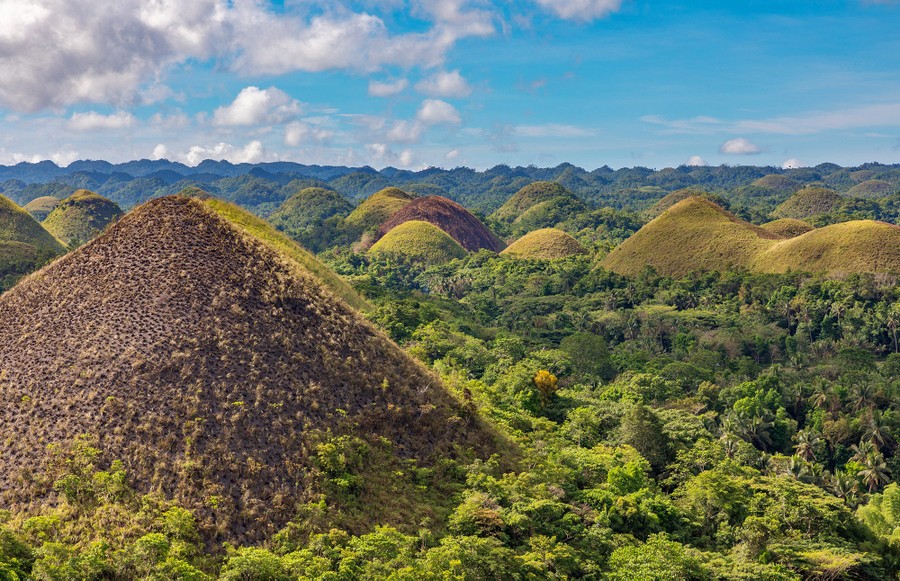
[0,196,501,543]
[0,194,66,289]
[378,196,505,252]
[345,187,414,231]
[42,189,123,248]
[501,228,587,259]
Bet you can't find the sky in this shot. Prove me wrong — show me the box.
[0,0,899,171]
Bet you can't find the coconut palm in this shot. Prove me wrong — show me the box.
[858,452,891,493]
[793,430,819,462]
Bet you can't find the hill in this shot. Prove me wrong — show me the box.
[267,187,353,252]
[847,179,896,199]
[645,188,726,219]
[0,195,66,289]
[752,220,900,274]
[760,218,815,238]
[0,196,501,544]
[370,220,467,266]
[23,196,61,221]
[601,197,780,276]
[501,228,587,259]
[751,174,801,193]
[345,187,414,232]
[378,196,505,253]
[772,186,843,219]
[492,181,580,221]
[42,189,123,247]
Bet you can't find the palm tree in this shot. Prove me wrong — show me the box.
[830,471,859,505]
[858,452,891,493]
[793,430,819,462]
[851,439,876,463]
[863,410,895,453]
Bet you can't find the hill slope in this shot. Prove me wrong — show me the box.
[501,228,587,259]
[492,181,579,221]
[601,197,780,276]
[267,187,353,251]
[0,196,499,543]
[42,189,123,247]
[345,187,414,231]
[847,179,895,199]
[772,186,843,219]
[378,196,505,253]
[760,218,815,238]
[23,196,61,221]
[0,195,66,289]
[370,220,467,266]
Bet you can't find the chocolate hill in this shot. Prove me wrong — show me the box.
[0,196,499,543]
[378,196,505,253]
[42,189,123,248]
[0,194,66,289]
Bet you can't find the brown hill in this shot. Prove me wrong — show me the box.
[772,186,843,219]
[23,196,61,221]
[378,196,505,253]
[751,174,801,193]
[847,179,895,199]
[0,196,500,544]
[42,189,123,248]
[760,218,815,238]
[645,188,723,219]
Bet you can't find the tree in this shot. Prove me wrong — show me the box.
[618,403,670,472]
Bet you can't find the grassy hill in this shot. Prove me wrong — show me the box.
[23,196,61,221]
[848,179,896,199]
[0,194,66,289]
[345,187,414,232]
[645,188,727,219]
[0,196,502,544]
[601,197,781,276]
[370,220,467,266]
[267,187,353,252]
[501,228,587,259]
[203,198,370,312]
[379,196,505,253]
[771,186,843,219]
[760,218,815,238]
[492,181,580,221]
[752,220,900,274]
[42,189,123,248]
[751,174,801,193]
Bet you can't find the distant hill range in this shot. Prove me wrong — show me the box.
[1,159,897,215]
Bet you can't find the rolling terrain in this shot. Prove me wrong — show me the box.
[42,189,123,248]
[378,196,505,253]
[344,186,414,232]
[0,194,66,289]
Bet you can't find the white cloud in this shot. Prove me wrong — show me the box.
[782,158,805,169]
[284,122,335,146]
[212,86,301,127]
[368,79,408,97]
[534,0,623,21]
[183,140,265,166]
[151,144,169,160]
[415,70,472,98]
[719,138,762,155]
[686,155,708,166]
[446,148,460,160]
[416,99,462,125]
[365,143,416,168]
[386,120,425,143]
[513,124,595,137]
[67,111,136,131]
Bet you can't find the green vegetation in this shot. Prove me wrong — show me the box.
[42,189,123,248]
[268,187,353,252]
[379,196,506,253]
[760,218,815,238]
[848,179,896,199]
[501,228,587,259]
[370,221,467,266]
[644,187,728,219]
[345,187,415,233]
[0,194,66,290]
[22,196,60,221]
[492,181,576,220]
[751,174,802,194]
[491,182,587,236]
[772,186,844,219]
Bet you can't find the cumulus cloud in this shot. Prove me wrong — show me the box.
[533,0,623,21]
[686,155,708,166]
[365,143,416,168]
[183,140,265,166]
[416,99,462,125]
[151,144,170,160]
[0,1,494,112]
[212,86,301,127]
[368,79,408,97]
[782,158,805,169]
[415,70,472,98]
[67,111,136,131]
[284,122,335,146]
[446,148,460,160]
[719,137,762,155]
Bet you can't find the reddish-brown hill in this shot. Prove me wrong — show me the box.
[377,196,504,253]
[0,196,500,543]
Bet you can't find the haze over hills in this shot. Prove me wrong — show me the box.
[0,196,499,543]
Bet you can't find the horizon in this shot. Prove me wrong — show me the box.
[1,2,899,171]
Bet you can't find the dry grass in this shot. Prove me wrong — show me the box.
[378,196,505,252]
[644,187,714,219]
[847,179,896,199]
[760,218,814,238]
[751,174,801,193]
[0,196,503,544]
[23,196,61,222]
[344,187,414,231]
[501,228,586,259]
[771,186,843,219]
[369,220,467,266]
[42,189,123,248]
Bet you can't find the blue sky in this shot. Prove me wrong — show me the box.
[1,0,898,170]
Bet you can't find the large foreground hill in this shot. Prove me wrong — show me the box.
[0,196,499,543]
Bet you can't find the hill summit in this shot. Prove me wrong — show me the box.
[42,189,123,247]
[0,196,499,543]
[378,196,505,252]
[0,194,66,289]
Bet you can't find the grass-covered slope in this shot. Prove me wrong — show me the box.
[760,218,815,238]
[267,187,353,252]
[23,196,61,221]
[751,174,801,193]
[645,188,725,219]
[0,195,66,289]
[847,179,896,199]
[492,181,578,221]
[753,220,900,274]
[42,189,123,248]
[0,196,501,544]
[203,198,370,312]
[772,186,844,219]
[370,220,467,266]
[501,228,587,259]
[345,187,414,231]
[379,196,505,253]
[602,197,780,276]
